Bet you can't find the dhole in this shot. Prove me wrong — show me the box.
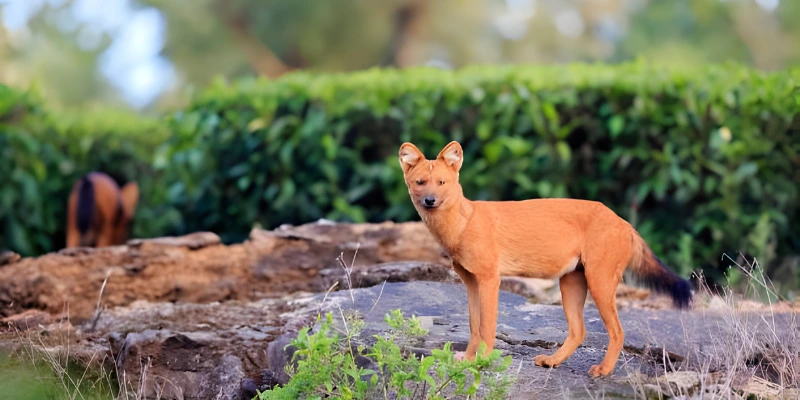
[66,172,139,248]
[398,141,691,377]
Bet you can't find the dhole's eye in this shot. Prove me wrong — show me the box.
[439,180,445,185]
[415,180,425,185]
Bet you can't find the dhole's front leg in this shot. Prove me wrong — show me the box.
[476,273,501,356]
[452,263,481,360]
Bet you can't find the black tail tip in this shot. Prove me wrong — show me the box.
[671,278,692,310]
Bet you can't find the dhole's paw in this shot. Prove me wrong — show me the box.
[588,364,613,377]
[454,351,477,362]
[534,354,559,368]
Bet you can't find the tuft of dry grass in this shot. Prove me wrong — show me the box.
[1,271,177,400]
[625,255,799,399]
[4,309,118,400]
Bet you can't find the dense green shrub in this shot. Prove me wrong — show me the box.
[162,63,799,284]
[0,84,174,255]
[2,63,799,288]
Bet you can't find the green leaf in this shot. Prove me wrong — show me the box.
[542,102,559,125]
[608,115,625,138]
[465,367,482,394]
[556,141,571,162]
[733,162,758,181]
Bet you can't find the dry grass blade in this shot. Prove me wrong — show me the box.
[336,242,360,305]
[88,270,112,332]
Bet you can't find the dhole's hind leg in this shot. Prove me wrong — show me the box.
[65,222,81,248]
[66,191,80,248]
[584,256,627,377]
[534,270,587,368]
[95,221,115,248]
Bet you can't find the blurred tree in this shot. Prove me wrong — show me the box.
[138,0,248,86]
[618,1,749,65]
[2,0,799,109]
[0,1,123,109]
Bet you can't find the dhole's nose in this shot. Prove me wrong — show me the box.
[423,197,436,208]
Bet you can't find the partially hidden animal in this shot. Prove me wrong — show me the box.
[66,172,139,248]
[398,141,692,377]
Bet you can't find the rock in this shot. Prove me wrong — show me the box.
[319,261,457,290]
[240,378,259,399]
[127,232,222,249]
[1,309,52,331]
[1,280,797,399]
[85,295,316,400]
[260,370,280,391]
[0,250,21,266]
[500,277,559,303]
[266,332,298,386]
[206,354,246,400]
[315,281,800,399]
[0,221,448,322]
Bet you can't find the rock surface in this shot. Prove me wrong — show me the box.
[2,221,797,399]
[7,280,792,399]
[0,250,21,266]
[0,221,449,322]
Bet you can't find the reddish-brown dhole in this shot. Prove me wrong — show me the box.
[398,141,691,377]
[66,172,139,248]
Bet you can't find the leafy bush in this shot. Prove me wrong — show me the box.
[3,63,799,288]
[0,84,174,255]
[258,310,514,400]
[162,62,799,284]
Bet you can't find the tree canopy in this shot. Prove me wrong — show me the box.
[1,0,798,111]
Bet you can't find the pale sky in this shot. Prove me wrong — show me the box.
[1,0,174,109]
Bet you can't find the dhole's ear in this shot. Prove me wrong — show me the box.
[399,142,425,173]
[120,182,139,217]
[437,141,463,172]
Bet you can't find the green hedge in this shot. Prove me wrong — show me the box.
[162,63,799,282]
[2,63,799,287]
[0,85,173,255]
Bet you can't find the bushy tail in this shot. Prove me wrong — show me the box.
[76,175,95,234]
[627,227,692,309]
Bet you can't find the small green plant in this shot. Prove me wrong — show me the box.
[257,309,514,400]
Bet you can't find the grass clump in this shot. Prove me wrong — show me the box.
[0,350,116,400]
[257,309,514,400]
[625,256,799,399]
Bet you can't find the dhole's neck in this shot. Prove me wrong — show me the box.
[420,196,473,252]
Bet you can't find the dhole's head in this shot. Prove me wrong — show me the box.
[398,141,464,212]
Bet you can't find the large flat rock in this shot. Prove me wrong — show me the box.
[4,280,797,399]
[323,281,799,399]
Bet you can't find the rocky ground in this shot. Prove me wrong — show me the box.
[1,221,798,399]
